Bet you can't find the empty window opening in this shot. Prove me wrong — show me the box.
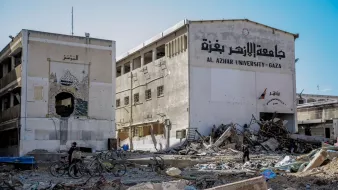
[116,99,120,107]
[157,85,164,97]
[183,35,187,50]
[14,51,22,67]
[134,93,139,104]
[124,96,129,105]
[55,92,74,117]
[12,88,21,106]
[156,45,165,59]
[116,66,122,77]
[325,128,331,138]
[145,89,152,100]
[2,93,10,110]
[124,63,130,73]
[307,98,316,103]
[298,99,304,104]
[133,57,141,70]
[144,51,153,65]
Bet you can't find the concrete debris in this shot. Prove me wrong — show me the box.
[166,167,182,176]
[127,179,190,190]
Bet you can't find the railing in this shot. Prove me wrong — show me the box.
[0,65,21,89]
[0,104,21,123]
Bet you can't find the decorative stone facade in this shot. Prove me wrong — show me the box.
[48,69,89,117]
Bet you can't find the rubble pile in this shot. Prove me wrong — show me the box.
[244,115,321,154]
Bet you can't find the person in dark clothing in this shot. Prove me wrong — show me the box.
[68,142,78,175]
[242,144,250,163]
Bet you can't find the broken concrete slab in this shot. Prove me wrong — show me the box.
[205,176,268,190]
[127,180,190,190]
[261,138,279,151]
[303,149,328,172]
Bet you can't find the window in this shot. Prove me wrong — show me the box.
[124,63,130,73]
[145,89,151,100]
[116,99,120,107]
[144,51,153,65]
[157,85,164,97]
[134,93,139,104]
[133,57,141,70]
[298,99,304,105]
[116,66,121,77]
[124,96,129,105]
[156,45,165,59]
[55,92,74,117]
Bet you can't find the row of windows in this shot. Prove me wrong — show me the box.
[116,85,164,107]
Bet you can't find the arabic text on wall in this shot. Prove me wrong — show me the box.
[201,39,286,59]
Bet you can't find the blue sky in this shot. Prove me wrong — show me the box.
[1,0,337,95]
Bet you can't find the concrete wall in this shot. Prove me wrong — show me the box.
[188,20,297,135]
[19,30,115,155]
[298,104,338,121]
[116,27,189,151]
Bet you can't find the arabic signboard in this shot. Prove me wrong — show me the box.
[189,21,295,73]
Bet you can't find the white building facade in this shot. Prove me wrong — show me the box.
[116,19,298,151]
[0,30,116,156]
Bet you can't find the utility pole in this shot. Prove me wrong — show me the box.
[71,7,74,36]
[129,71,133,150]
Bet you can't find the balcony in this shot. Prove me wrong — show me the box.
[0,65,21,90]
[0,104,21,123]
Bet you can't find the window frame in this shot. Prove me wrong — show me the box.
[157,85,164,97]
[124,96,129,105]
[145,89,152,100]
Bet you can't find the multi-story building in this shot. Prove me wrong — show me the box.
[297,93,338,139]
[297,93,338,105]
[116,19,298,151]
[0,30,115,156]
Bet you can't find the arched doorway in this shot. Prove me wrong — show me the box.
[55,92,74,117]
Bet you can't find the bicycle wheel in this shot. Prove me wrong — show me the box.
[49,162,66,177]
[105,151,118,160]
[69,162,85,179]
[119,152,127,160]
[111,163,126,177]
[87,161,103,177]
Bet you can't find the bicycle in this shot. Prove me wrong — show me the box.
[105,148,127,160]
[93,152,127,177]
[68,152,127,179]
[49,155,69,177]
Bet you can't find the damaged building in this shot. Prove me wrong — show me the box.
[297,93,338,140]
[0,30,115,156]
[116,19,298,151]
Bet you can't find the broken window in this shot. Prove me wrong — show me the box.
[116,99,120,107]
[156,45,165,59]
[298,99,304,104]
[144,51,153,65]
[124,63,130,73]
[133,57,141,70]
[145,89,151,100]
[157,85,164,97]
[124,96,129,105]
[134,93,139,104]
[14,51,22,67]
[55,92,74,117]
[116,66,121,77]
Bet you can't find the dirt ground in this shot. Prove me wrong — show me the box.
[2,153,338,189]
